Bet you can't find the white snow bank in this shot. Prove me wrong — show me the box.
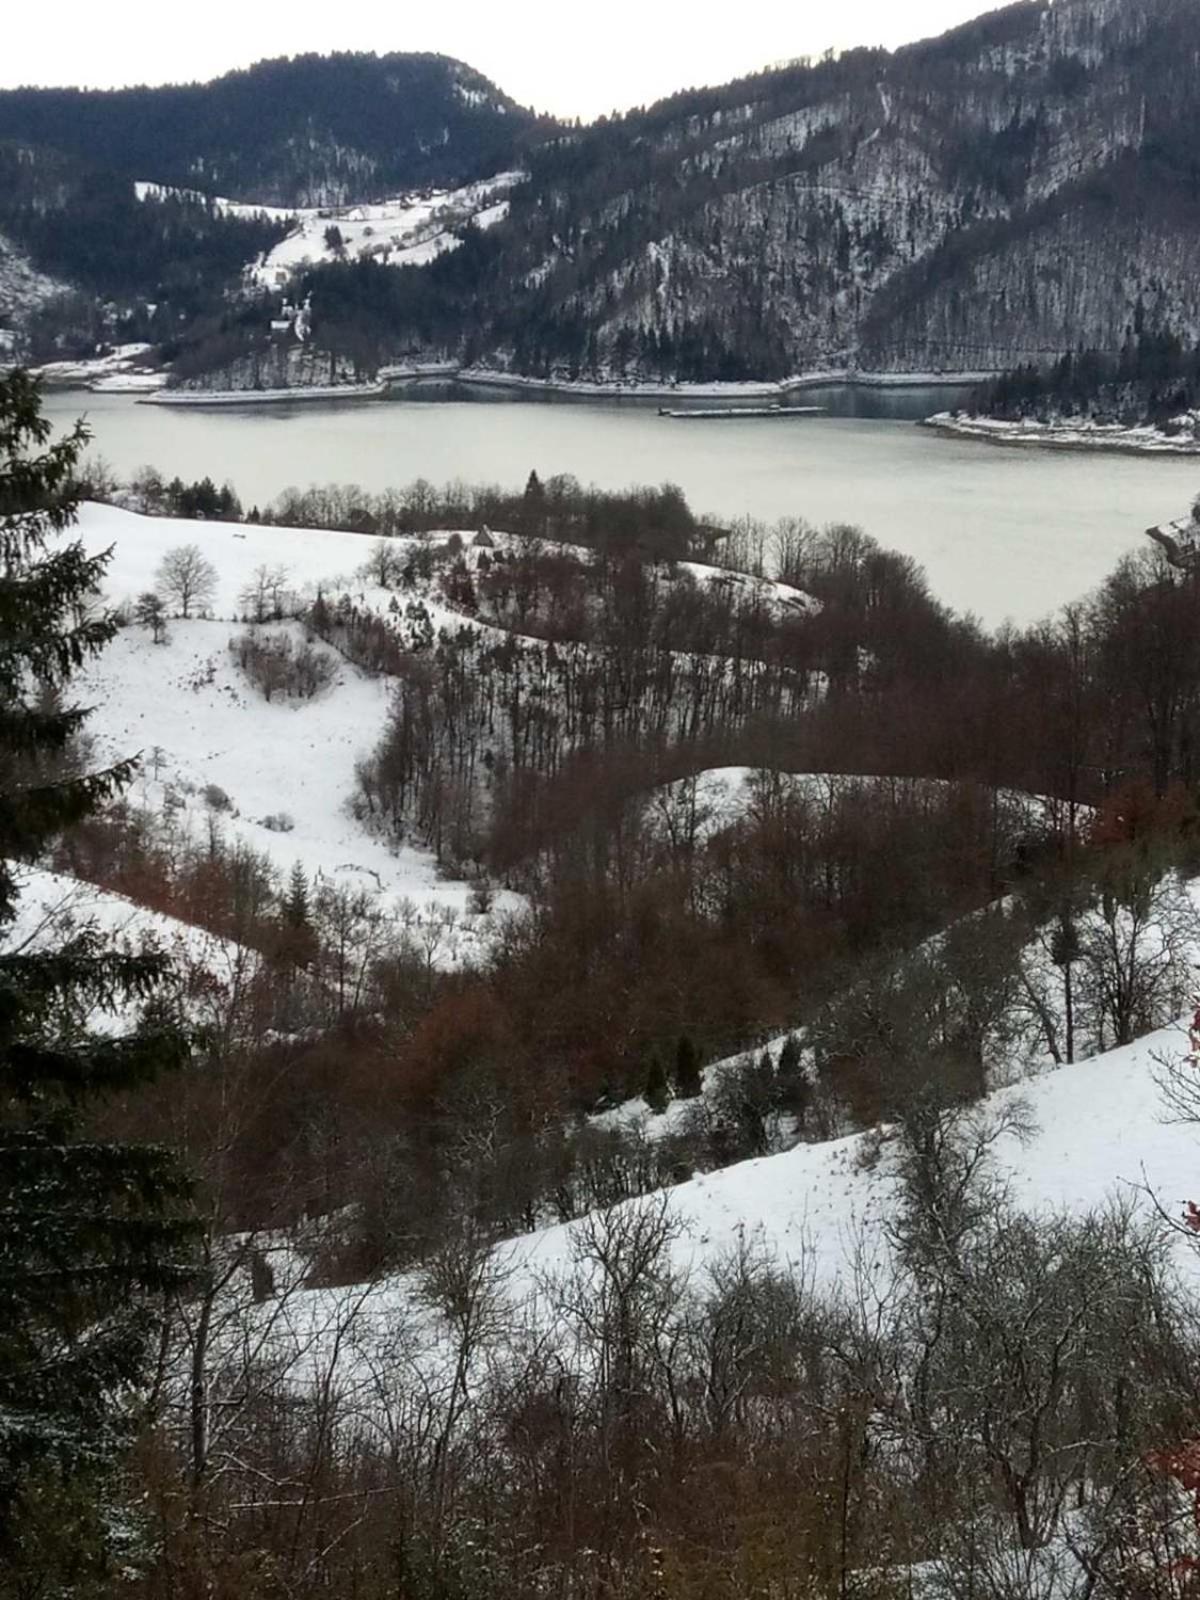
[925,411,1200,456]
[145,382,386,407]
[31,344,165,392]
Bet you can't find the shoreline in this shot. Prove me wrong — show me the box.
[451,367,994,401]
[923,411,1200,457]
[130,365,993,409]
[23,343,168,394]
[140,380,388,407]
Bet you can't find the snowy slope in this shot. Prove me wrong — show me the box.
[7,864,241,971]
[5,865,250,1028]
[245,172,520,289]
[644,765,1075,850]
[0,230,72,334]
[281,1011,1200,1364]
[77,501,382,624]
[30,343,165,393]
[133,181,298,224]
[70,504,513,942]
[518,1016,1200,1296]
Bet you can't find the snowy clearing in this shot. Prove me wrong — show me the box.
[31,343,165,392]
[245,173,521,289]
[69,503,517,945]
[641,765,1076,851]
[133,180,298,224]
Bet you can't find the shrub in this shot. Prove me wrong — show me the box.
[230,630,337,702]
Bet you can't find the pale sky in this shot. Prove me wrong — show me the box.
[4,0,1008,119]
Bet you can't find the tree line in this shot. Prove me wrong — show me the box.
[971,327,1200,427]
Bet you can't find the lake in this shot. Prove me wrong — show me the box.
[42,387,1199,627]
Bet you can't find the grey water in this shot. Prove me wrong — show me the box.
[43,387,1197,627]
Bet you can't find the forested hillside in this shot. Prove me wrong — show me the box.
[0,54,540,206]
[8,0,1200,382]
[14,375,1200,1589]
[0,143,291,359]
[165,0,1200,386]
[0,53,542,362]
[486,0,1200,379]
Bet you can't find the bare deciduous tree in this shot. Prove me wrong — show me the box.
[157,543,218,619]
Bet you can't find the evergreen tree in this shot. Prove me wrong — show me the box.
[522,468,546,537]
[776,1033,809,1125]
[0,370,196,1579]
[644,1053,670,1115]
[277,860,318,973]
[675,1033,702,1098]
[283,859,311,930]
[133,588,168,643]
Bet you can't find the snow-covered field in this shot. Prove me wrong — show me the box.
[133,181,298,224]
[130,171,520,296]
[513,1014,1200,1295]
[31,343,165,393]
[245,173,521,289]
[63,503,514,945]
[276,1006,1200,1376]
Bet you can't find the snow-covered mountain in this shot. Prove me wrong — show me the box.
[11,1,1200,384]
[150,0,1200,389]
[476,0,1200,379]
[0,53,541,362]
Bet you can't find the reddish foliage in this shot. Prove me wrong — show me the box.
[1089,779,1195,849]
